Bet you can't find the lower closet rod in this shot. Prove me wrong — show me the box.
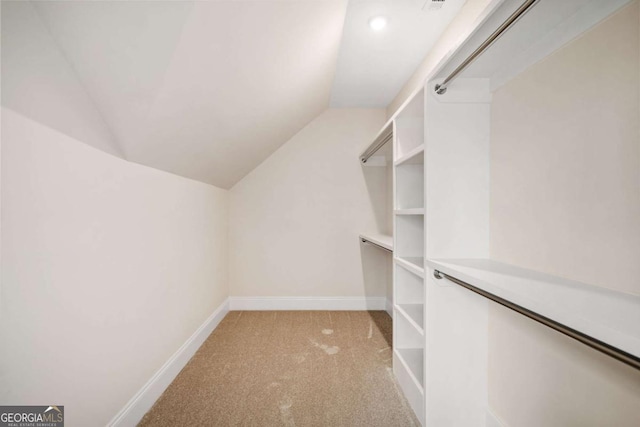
[360,238,392,253]
[433,270,640,371]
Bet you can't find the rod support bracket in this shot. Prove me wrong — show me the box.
[433,270,444,280]
[434,84,447,95]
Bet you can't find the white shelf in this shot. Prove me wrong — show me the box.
[395,348,424,389]
[426,258,640,359]
[395,161,424,210]
[396,265,424,304]
[396,257,425,278]
[395,208,424,215]
[395,215,423,260]
[396,303,424,334]
[395,144,424,166]
[359,233,393,251]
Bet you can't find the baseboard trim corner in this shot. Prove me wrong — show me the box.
[107,298,230,427]
[228,296,387,311]
[486,408,506,427]
[386,298,393,319]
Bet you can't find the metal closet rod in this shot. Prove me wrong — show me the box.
[435,0,540,95]
[433,270,640,371]
[361,132,392,164]
[360,238,392,253]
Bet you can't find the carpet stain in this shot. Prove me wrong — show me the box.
[321,329,334,335]
[279,396,295,426]
[308,338,340,355]
[323,345,340,355]
[292,353,307,364]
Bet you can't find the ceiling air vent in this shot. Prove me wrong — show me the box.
[424,0,445,11]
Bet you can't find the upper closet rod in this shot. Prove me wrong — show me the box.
[435,0,540,95]
[361,128,392,163]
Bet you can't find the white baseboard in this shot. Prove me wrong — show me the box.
[486,409,506,427]
[229,296,387,311]
[386,298,393,318]
[107,298,230,427]
[108,296,387,426]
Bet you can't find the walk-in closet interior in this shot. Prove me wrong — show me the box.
[1,0,639,425]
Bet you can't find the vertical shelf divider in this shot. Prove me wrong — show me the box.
[392,88,426,426]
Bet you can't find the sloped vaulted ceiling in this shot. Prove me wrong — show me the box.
[16,0,348,189]
[2,0,467,189]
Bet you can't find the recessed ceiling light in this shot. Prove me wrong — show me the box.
[368,16,387,31]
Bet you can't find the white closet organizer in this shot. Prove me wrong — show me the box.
[422,0,640,426]
[362,0,639,425]
[359,93,426,424]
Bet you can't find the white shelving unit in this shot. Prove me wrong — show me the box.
[392,88,426,425]
[357,1,638,426]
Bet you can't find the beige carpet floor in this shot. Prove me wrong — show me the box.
[139,311,419,426]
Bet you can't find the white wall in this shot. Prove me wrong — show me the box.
[489,2,640,425]
[1,2,230,425]
[0,108,229,426]
[229,108,389,300]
